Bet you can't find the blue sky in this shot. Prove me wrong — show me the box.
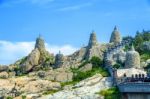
[0,0,150,65]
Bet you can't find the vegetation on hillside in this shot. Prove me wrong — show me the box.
[61,56,110,87]
[123,30,150,61]
[97,87,121,99]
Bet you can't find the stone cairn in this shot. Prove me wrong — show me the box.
[54,51,64,68]
[125,45,141,68]
[35,34,46,52]
[110,26,121,44]
[88,30,98,48]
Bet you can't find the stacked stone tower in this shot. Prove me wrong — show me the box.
[110,26,121,44]
[125,45,141,68]
[88,31,98,48]
[35,34,46,52]
[55,51,64,68]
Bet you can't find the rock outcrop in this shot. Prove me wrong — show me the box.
[54,31,108,68]
[0,65,9,72]
[35,68,73,82]
[0,76,61,98]
[0,72,9,79]
[140,41,150,51]
[110,26,121,44]
[38,74,112,99]
[125,45,141,68]
[20,35,54,73]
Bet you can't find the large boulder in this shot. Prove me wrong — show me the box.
[21,48,40,73]
[79,63,93,72]
[19,36,54,73]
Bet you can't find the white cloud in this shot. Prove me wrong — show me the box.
[58,2,93,11]
[0,41,78,65]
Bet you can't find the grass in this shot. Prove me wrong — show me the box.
[141,52,150,62]
[22,95,26,99]
[97,87,121,99]
[60,66,110,88]
[6,97,13,99]
[60,81,78,87]
[43,90,60,95]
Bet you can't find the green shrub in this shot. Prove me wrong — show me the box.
[141,52,150,62]
[98,87,121,99]
[61,81,78,87]
[6,96,13,99]
[90,56,103,68]
[71,66,110,82]
[113,63,121,69]
[22,95,26,99]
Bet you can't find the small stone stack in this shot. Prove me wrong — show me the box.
[110,26,121,44]
[54,51,64,68]
[125,45,141,68]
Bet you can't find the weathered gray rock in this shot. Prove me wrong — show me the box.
[140,41,150,51]
[0,76,61,98]
[36,68,73,82]
[125,45,141,68]
[0,65,8,72]
[21,48,40,73]
[38,74,112,99]
[113,50,126,63]
[110,26,121,44]
[20,36,54,73]
[0,72,9,79]
[79,63,93,72]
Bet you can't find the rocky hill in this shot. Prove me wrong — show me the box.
[0,27,150,99]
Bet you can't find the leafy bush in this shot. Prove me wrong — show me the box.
[6,96,13,99]
[140,52,150,62]
[90,56,103,68]
[22,95,26,99]
[98,87,121,99]
[113,63,121,69]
